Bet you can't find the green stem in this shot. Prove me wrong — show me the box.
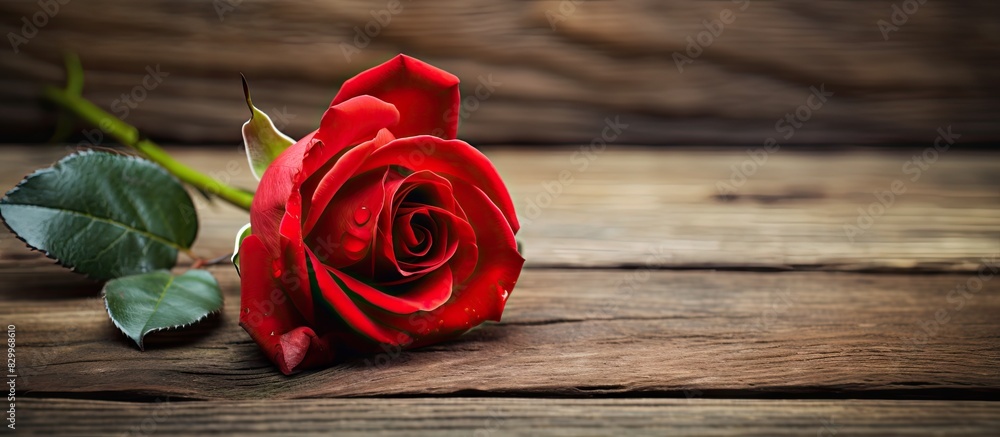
[43,86,255,211]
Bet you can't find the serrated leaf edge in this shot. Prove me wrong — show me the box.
[104,295,222,351]
[0,150,197,281]
[103,270,223,350]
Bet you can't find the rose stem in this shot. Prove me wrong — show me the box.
[42,55,255,212]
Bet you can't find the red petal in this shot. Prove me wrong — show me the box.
[302,142,380,235]
[364,182,523,344]
[389,206,462,278]
[328,264,453,315]
[298,129,395,217]
[250,131,315,257]
[367,170,474,285]
[305,169,389,268]
[266,164,325,327]
[305,95,400,181]
[302,98,399,235]
[443,181,523,323]
[278,208,317,325]
[306,249,411,345]
[368,128,396,150]
[271,98,401,324]
[357,136,520,234]
[277,327,331,374]
[332,54,460,139]
[238,235,335,375]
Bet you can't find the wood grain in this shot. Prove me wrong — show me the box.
[2,146,998,433]
[17,398,1000,436]
[2,146,997,271]
[4,268,999,400]
[0,1,997,144]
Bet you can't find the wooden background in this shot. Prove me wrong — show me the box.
[1,0,999,145]
[2,145,999,434]
[2,0,1000,434]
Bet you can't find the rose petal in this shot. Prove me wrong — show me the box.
[277,327,334,375]
[395,213,428,255]
[308,96,400,178]
[305,169,389,268]
[450,182,519,260]
[271,174,322,325]
[306,249,410,345]
[302,143,380,236]
[329,264,454,315]
[442,181,524,323]
[332,54,460,139]
[366,170,468,282]
[364,182,523,345]
[250,131,315,257]
[376,204,470,284]
[300,122,393,234]
[394,207,438,259]
[447,236,479,288]
[299,128,395,213]
[356,136,520,234]
[238,235,335,375]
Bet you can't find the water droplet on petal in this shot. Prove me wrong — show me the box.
[354,206,371,225]
[497,283,510,301]
[244,307,250,314]
[270,331,275,336]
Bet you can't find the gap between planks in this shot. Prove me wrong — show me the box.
[4,269,998,401]
[16,398,1000,437]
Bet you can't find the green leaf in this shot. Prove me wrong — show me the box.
[241,75,294,180]
[231,222,252,275]
[103,269,223,350]
[0,151,198,280]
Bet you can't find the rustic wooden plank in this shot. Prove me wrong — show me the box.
[0,1,997,144]
[2,146,997,271]
[4,267,999,400]
[15,398,1000,436]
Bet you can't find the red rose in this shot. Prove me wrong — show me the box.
[237,55,524,374]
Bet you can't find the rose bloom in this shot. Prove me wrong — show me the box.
[236,55,524,374]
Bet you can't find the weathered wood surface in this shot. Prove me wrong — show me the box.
[2,147,999,434]
[5,269,999,400]
[18,398,1000,436]
[1,1,998,144]
[2,146,997,271]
